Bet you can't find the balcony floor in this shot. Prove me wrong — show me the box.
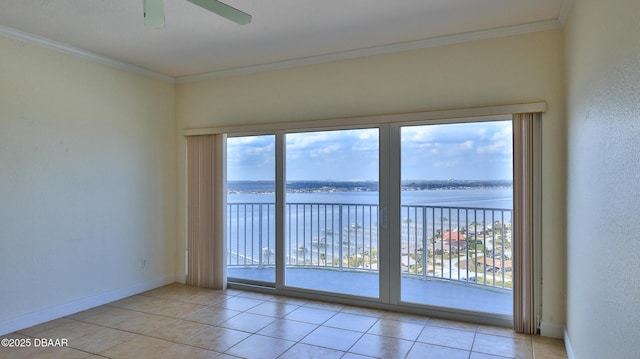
[228,267,512,317]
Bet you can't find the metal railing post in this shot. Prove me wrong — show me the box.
[258,204,263,268]
[339,205,343,271]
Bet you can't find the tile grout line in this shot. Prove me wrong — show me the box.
[7,284,563,359]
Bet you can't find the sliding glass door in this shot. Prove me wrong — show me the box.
[284,129,380,298]
[398,121,514,315]
[225,118,516,316]
[226,135,276,284]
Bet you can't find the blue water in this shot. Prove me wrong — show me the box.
[226,189,512,266]
[228,188,513,209]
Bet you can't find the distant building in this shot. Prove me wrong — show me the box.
[481,258,513,272]
[443,230,467,249]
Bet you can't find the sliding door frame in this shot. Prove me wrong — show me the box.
[189,103,545,327]
[275,131,286,290]
[277,125,385,300]
[379,124,393,304]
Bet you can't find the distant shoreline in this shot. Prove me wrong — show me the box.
[228,180,512,194]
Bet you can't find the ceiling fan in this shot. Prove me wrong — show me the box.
[144,0,251,28]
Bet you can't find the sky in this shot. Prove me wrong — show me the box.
[226,120,513,181]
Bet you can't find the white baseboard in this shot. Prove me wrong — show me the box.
[564,327,576,359]
[540,321,564,338]
[0,274,175,336]
[174,272,186,284]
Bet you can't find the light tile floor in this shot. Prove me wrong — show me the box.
[1,283,567,359]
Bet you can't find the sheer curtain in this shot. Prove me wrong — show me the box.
[512,112,541,334]
[186,134,227,289]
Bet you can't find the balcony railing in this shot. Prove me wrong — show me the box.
[227,202,512,290]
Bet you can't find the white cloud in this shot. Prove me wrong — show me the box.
[246,143,274,154]
[227,136,274,165]
[476,123,512,155]
[491,125,512,140]
[286,132,332,151]
[460,140,474,150]
[310,143,341,157]
[358,128,378,140]
[228,121,513,181]
[477,140,511,155]
[434,160,460,167]
[402,126,434,142]
[231,136,259,144]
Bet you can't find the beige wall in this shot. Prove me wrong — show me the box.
[0,36,176,331]
[176,29,566,332]
[565,0,640,357]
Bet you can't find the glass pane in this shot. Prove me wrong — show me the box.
[400,121,514,315]
[226,135,276,284]
[285,129,380,298]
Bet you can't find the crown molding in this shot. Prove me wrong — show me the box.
[1,17,563,85]
[0,25,175,84]
[176,19,562,83]
[558,0,574,25]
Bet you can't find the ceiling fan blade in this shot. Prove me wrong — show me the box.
[144,0,165,28]
[187,0,252,25]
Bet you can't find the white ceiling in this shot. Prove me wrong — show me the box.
[0,0,568,80]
